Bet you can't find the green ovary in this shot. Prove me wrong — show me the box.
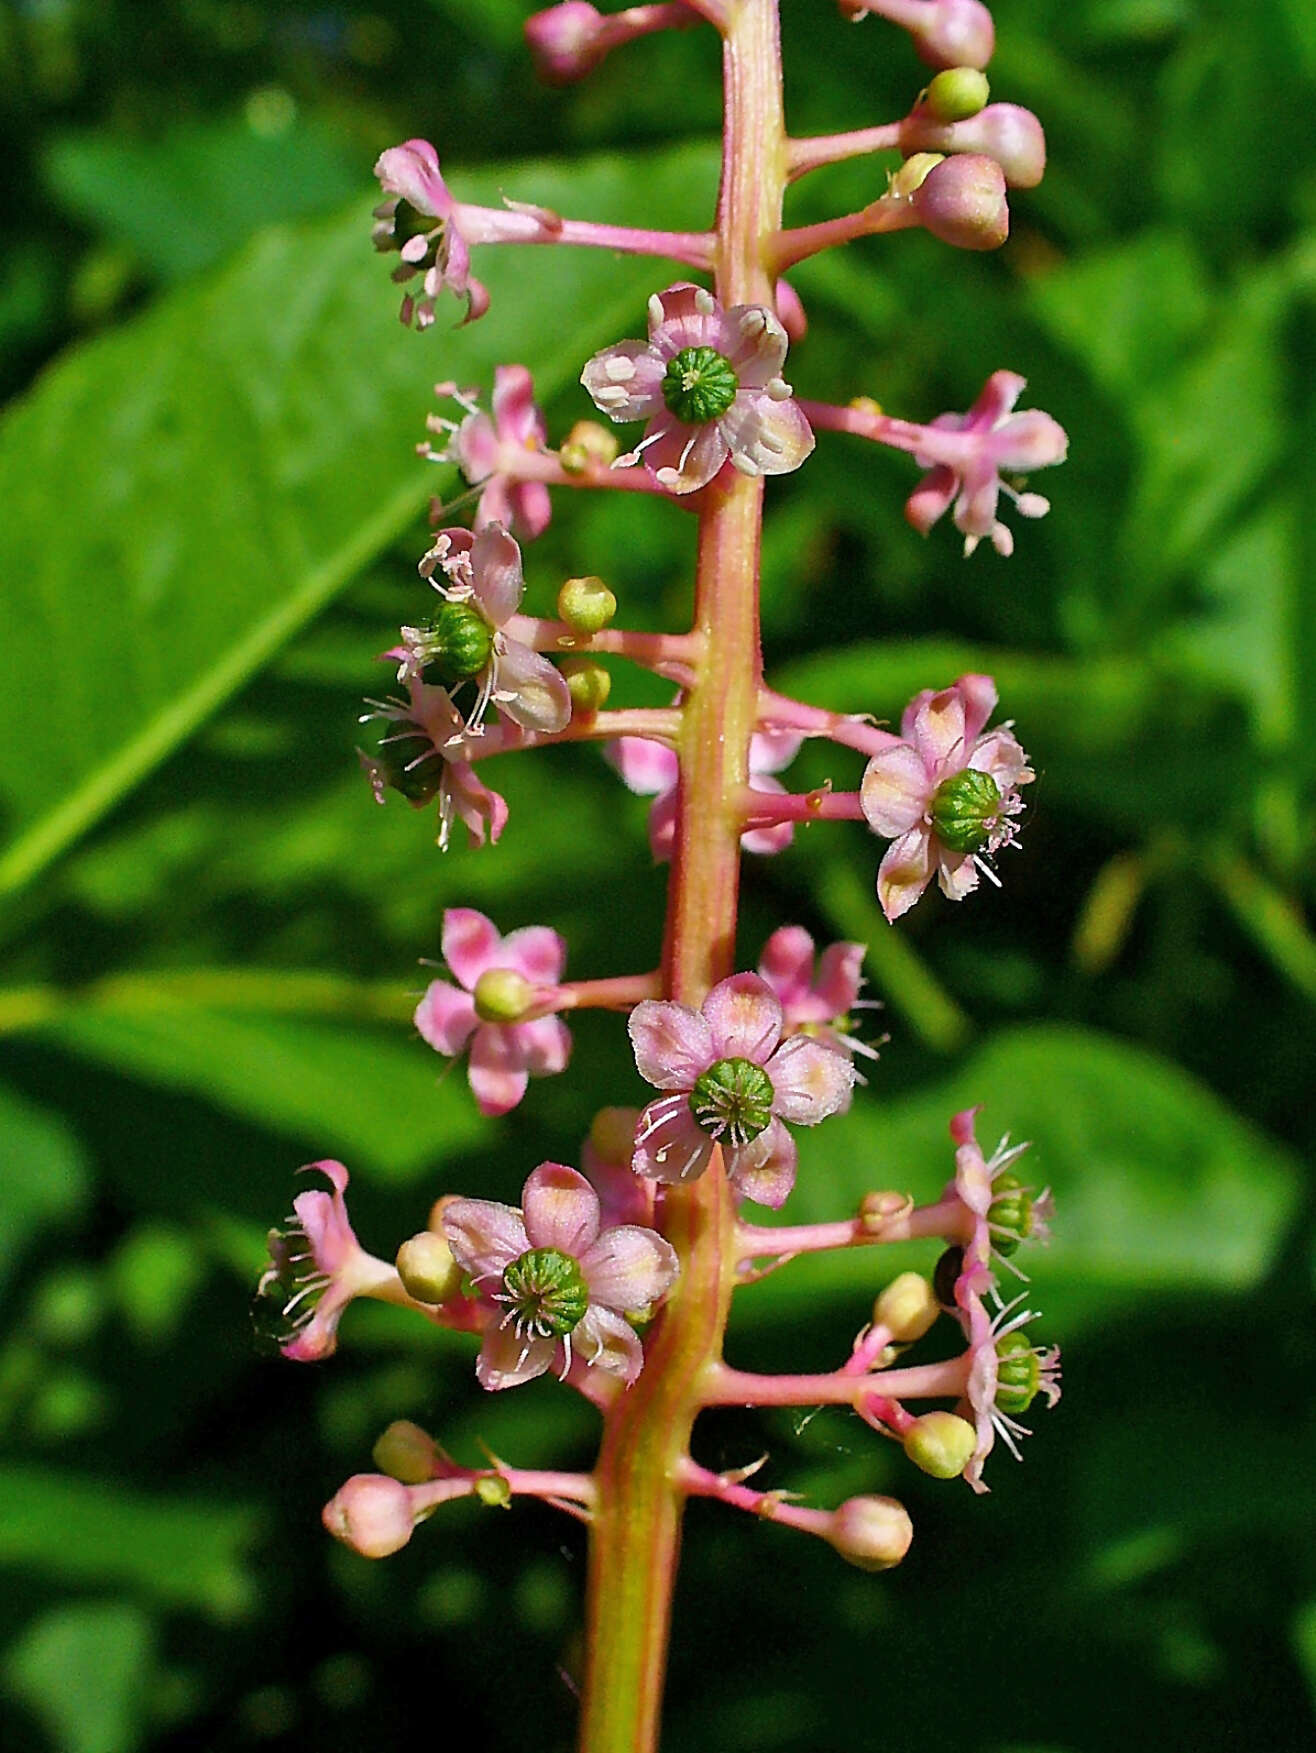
[930,767,1001,854]
[689,1057,775,1147]
[661,347,739,425]
[994,1331,1042,1415]
[501,1247,590,1338]
[421,601,494,683]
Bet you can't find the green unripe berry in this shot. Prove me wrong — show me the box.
[372,1419,440,1485]
[395,1231,463,1305]
[931,766,1001,854]
[903,1410,976,1479]
[368,722,443,804]
[661,346,739,424]
[925,67,990,122]
[690,1056,775,1146]
[473,967,534,1024]
[420,601,494,683]
[562,657,612,713]
[557,574,617,634]
[501,1247,590,1338]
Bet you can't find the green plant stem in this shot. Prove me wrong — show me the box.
[576,4,787,1749]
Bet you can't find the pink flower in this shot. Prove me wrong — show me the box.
[945,1106,1052,1277]
[581,283,815,494]
[442,1163,679,1389]
[414,908,571,1116]
[359,675,509,851]
[959,1288,1062,1494]
[904,370,1068,556]
[372,138,489,326]
[421,368,552,541]
[628,972,856,1208]
[756,926,870,1060]
[407,524,571,734]
[255,1161,397,1361]
[859,673,1033,922]
[606,722,804,860]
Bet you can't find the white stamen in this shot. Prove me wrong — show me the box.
[693,288,716,315]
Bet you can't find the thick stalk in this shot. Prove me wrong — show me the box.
[576,4,787,1750]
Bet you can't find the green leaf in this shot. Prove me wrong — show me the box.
[3,1600,153,1753]
[0,1081,91,1295]
[0,1467,257,1618]
[756,1024,1301,1330]
[0,142,718,902]
[33,1004,489,1183]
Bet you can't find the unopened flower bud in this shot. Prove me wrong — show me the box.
[372,1419,440,1485]
[475,1474,512,1508]
[827,1495,914,1571]
[323,1474,415,1558]
[395,1231,462,1304]
[473,967,535,1023]
[954,103,1046,188]
[910,0,995,71]
[562,656,612,713]
[874,1271,940,1343]
[859,1189,914,1233]
[925,66,989,122]
[912,154,1009,250]
[525,2,605,84]
[559,421,620,473]
[891,151,945,198]
[903,1410,976,1479]
[589,1105,642,1164]
[558,574,617,633]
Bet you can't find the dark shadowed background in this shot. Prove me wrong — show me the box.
[1,1,1314,1748]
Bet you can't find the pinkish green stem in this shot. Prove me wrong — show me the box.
[703,1355,968,1408]
[457,203,715,272]
[575,2,788,1747]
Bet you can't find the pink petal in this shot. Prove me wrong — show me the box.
[727,1118,797,1209]
[441,907,502,991]
[509,1015,571,1075]
[510,479,553,541]
[905,464,957,535]
[718,391,815,478]
[631,1097,713,1183]
[580,341,666,422]
[909,687,968,773]
[647,786,678,861]
[467,1025,531,1116]
[648,283,717,354]
[605,736,678,797]
[441,1196,528,1282]
[629,1000,713,1089]
[579,1225,679,1311]
[575,1305,644,1382]
[456,412,499,483]
[522,1162,601,1256]
[494,639,572,733]
[877,825,936,923]
[701,973,783,1064]
[442,762,508,848]
[749,726,805,776]
[498,924,566,985]
[477,1321,557,1390]
[757,925,818,1007]
[470,523,525,627]
[994,407,1068,471]
[969,726,1031,793]
[936,848,980,902]
[956,673,999,744]
[814,941,865,1015]
[967,368,1025,430]
[413,980,479,1056]
[490,363,545,448]
[374,139,452,217]
[645,418,730,494]
[860,742,933,838]
[716,303,789,382]
[766,1035,856,1123]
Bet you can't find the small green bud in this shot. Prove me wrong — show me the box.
[689,1056,775,1147]
[873,1272,940,1343]
[474,1475,512,1508]
[473,967,535,1024]
[558,420,619,474]
[661,346,739,424]
[933,1244,964,1311]
[561,656,612,713]
[931,766,1001,854]
[372,1419,439,1485]
[989,1171,1032,1257]
[395,1231,462,1305]
[501,1247,590,1338]
[891,151,945,197]
[925,66,990,122]
[994,1330,1042,1415]
[589,1106,642,1164]
[903,1410,976,1479]
[827,1495,914,1571]
[557,574,617,634]
[419,600,494,684]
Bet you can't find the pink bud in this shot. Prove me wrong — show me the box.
[525,2,606,83]
[827,1495,914,1570]
[949,104,1045,188]
[912,154,1009,250]
[910,0,995,70]
[323,1474,416,1558]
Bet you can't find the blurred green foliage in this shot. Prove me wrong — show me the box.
[2,0,1314,1749]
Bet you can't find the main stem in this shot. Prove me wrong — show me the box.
[576,4,787,1750]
